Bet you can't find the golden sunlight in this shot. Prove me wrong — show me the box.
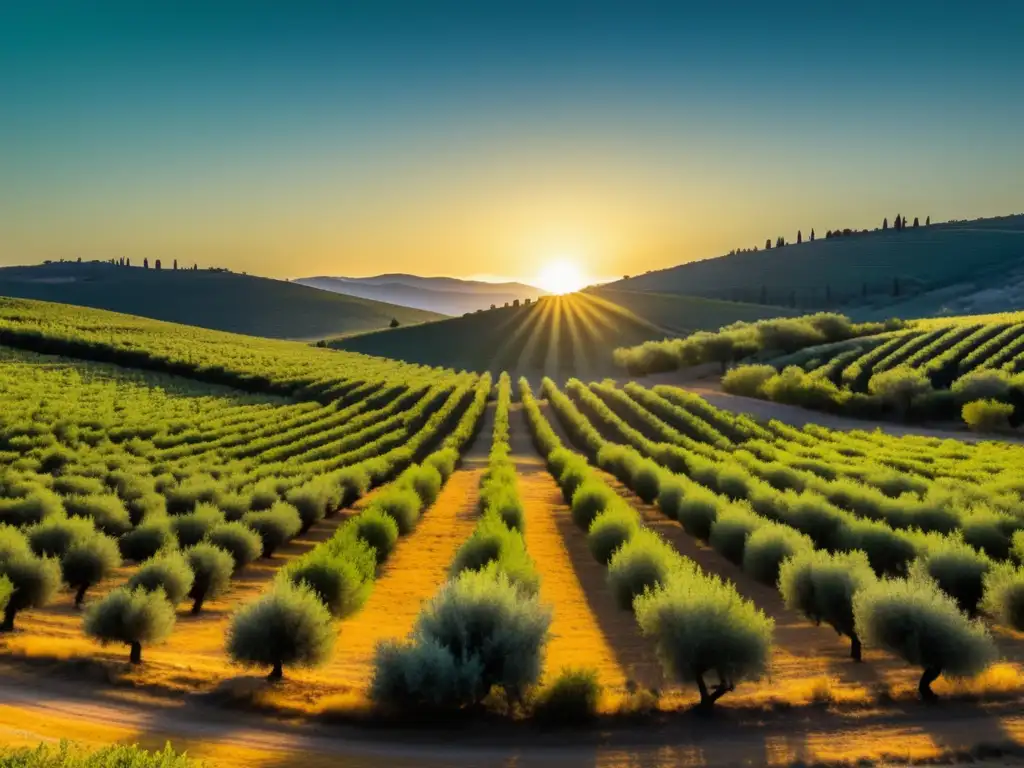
[536,259,588,295]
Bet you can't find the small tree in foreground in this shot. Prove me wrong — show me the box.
[853,576,996,700]
[227,581,334,681]
[635,575,772,710]
[62,534,123,607]
[0,553,61,631]
[83,586,176,663]
[779,549,875,661]
[184,543,234,614]
[962,399,1014,433]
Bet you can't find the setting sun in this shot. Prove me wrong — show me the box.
[536,259,588,295]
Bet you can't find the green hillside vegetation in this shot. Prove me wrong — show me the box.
[614,215,1024,315]
[0,261,443,339]
[332,291,789,378]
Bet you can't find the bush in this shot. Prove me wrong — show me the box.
[127,551,194,606]
[570,480,617,531]
[0,575,10,616]
[853,575,996,700]
[28,516,95,558]
[451,515,539,595]
[0,524,31,562]
[587,504,639,564]
[779,549,876,660]
[981,563,1024,631]
[285,544,375,618]
[373,488,423,535]
[868,366,933,417]
[62,494,131,536]
[531,667,602,724]
[169,502,224,548]
[0,488,64,527]
[400,464,443,507]
[0,742,195,767]
[62,534,122,607]
[607,529,686,611]
[631,462,661,505]
[119,517,176,563]
[741,524,813,586]
[635,574,773,709]
[242,502,302,557]
[207,521,263,571]
[910,539,992,616]
[708,506,759,565]
[0,553,61,631]
[83,586,176,663]
[371,569,551,708]
[424,449,458,483]
[962,399,1014,433]
[184,543,234,614]
[952,369,1013,402]
[722,365,776,398]
[285,480,337,532]
[675,486,721,541]
[227,580,335,680]
[354,507,400,563]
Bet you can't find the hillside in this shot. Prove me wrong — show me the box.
[614,215,1024,316]
[0,261,443,339]
[333,290,789,378]
[294,274,547,316]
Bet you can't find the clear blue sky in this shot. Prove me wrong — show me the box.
[1,2,1021,283]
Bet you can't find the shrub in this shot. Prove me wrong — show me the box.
[0,742,195,767]
[722,365,776,398]
[868,366,933,417]
[981,563,1024,631]
[118,518,176,563]
[741,524,813,586]
[285,480,337,532]
[0,575,9,617]
[481,481,525,532]
[207,521,263,571]
[242,502,302,557]
[607,529,686,611]
[285,544,375,618]
[962,399,1014,433]
[588,504,639,564]
[635,574,773,709]
[83,586,176,663]
[373,488,423,535]
[62,493,131,536]
[354,507,400,563]
[570,480,617,531]
[853,575,996,700]
[217,492,251,522]
[708,506,759,565]
[675,486,721,541]
[371,569,551,708]
[451,515,539,595]
[0,488,64,527]
[400,464,443,507]
[778,550,876,660]
[952,369,1013,402]
[631,462,661,504]
[62,534,122,607]
[424,449,458,483]
[558,459,591,503]
[227,580,335,680]
[184,543,234,614]
[848,519,918,577]
[910,539,992,616]
[531,667,602,724]
[0,553,61,631]
[27,516,95,558]
[0,524,31,562]
[169,502,225,548]
[127,551,194,606]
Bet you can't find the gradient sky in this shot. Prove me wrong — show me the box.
[2,2,1022,284]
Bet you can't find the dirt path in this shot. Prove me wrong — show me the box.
[509,403,635,694]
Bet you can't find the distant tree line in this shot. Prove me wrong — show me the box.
[729,212,932,256]
[43,257,238,273]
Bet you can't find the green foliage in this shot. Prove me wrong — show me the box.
[207,521,262,570]
[635,574,773,708]
[183,543,234,614]
[169,502,225,548]
[722,365,776,398]
[371,569,551,709]
[853,575,996,698]
[127,551,195,606]
[587,503,639,564]
[0,488,64,527]
[61,533,122,607]
[284,541,375,619]
[741,524,813,586]
[119,518,176,563]
[607,529,686,611]
[354,507,400,563]
[910,539,992,615]
[451,514,539,596]
[372,487,423,535]
[981,563,1024,631]
[0,741,196,767]
[227,580,335,679]
[27,516,95,558]
[570,480,617,531]
[83,586,176,662]
[63,494,132,537]
[242,502,302,557]
[0,553,61,630]
[531,667,602,724]
[962,399,1014,433]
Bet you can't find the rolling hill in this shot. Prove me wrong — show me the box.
[0,261,443,339]
[332,290,790,378]
[294,273,547,316]
[613,215,1024,317]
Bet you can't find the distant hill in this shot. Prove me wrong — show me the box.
[0,261,443,339]
[294,274,547,316]
[332,290,789,379]
[613,215,1024,317]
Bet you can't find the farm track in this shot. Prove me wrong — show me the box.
[508,403,634,692]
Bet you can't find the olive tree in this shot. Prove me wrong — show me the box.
[853,575,996,700]
[0,553,61,631]
[242,502,302,557]
[83,586,176,663]
[127,551,194,606]
[184,543,234,614]
[62,533,122,607]
[635,574,773,710]
[227,581,335,681]
[207,522,263,571]
[778,549,875,661]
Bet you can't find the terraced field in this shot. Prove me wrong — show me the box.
[4,298,1024,766]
